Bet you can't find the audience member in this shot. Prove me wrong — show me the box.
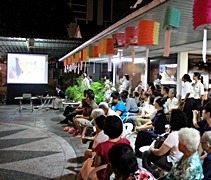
[73,90,98,137]
[110,91,127,120]
[134,97,167,157]
[120,90,139,113]
[133,95,156,126]
[105,143,156,180]
[81,73,90,89]
[181,74,195,127]
[147,82,156,95]
[165,88,179,114]
[119,74,130,93]
[51,85,65,110]
[77,115,130,180]
[192,72,204,111]
[161,128,203,180]
[98,102,119,117]
[138,91,149,109]
[83,115,108,159]
[201,131,211,179]
[88,74,93,86]
[134,81,142,94]
[192,102,211,136]
[142,109,188,178]
[132,91,140,104]
[154,74,162,88]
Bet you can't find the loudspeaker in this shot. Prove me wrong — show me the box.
[53,68,60,79]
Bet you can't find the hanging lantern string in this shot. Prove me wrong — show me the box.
[203,29,207,63]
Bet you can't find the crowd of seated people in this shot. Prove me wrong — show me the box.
[59,71,211,179]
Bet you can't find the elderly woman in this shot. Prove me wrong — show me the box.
[105,143,156,180]
[134,97,167,157]
[142,109,188,178]
[161,127,204,180]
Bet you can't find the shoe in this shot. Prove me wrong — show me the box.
[68,127,76,134]
[50,107,54,109]
[54,108,59,110]
[60,119,68,124]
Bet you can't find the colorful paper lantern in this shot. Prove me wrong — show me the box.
[102,38,116,55]
[193,0,211,62]
[125,26,138,47]
[163,6,181,57]
[137,20,160,46]
[89,46,99,58]
[112,33,125,48]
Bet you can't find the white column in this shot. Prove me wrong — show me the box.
[177,52,188,97]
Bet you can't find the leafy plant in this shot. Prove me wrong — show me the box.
[91,81,106,104]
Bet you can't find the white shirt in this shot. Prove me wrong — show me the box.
[142,104,157,119]
[164,131,183,163]
[107,108,120,117]
[181,81,194,99]
[92,130,108,149]
[166,97,179,110]
[192,81,204,99]
[82,77,90,89]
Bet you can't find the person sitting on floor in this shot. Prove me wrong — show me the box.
[77,115,130,180]
[142,109,188,178]
[51,85,65,110]
[134,97,167,157]
[201,131,211,179]
[73,90,98,138]
[105,143,156,180]
[110,91,127,120]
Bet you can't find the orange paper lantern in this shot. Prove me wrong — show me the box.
[137,20,160,46]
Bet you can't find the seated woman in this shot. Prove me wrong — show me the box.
[105,143,156,180]
[160,127,203,180]
[142,109,188,178]
[77,115,130,180]
[134,97,167,157]
[133,95,156,126]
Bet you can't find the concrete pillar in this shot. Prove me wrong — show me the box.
[177,52,188,97]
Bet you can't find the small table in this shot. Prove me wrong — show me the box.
[62,101,80,110]
[15,97,37,113]
[36,96,56,110]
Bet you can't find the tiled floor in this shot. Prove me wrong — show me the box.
[0,104,87,180]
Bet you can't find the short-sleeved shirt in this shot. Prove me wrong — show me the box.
[111,100,127,120]
[121,80,130,91]
[192,81,204,99]
[151,110,167,134]
[92,130,108,149]
[164,131,183,163]
[142,104,157,119]
[196,119,211,136]
[94,138,130,180]
[166,97,179,111]
[202,153,211,180]
[181,81,194,99]
[126,98,139,113]
[164,152,204,180]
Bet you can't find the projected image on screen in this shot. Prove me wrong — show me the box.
[7,53,48,84]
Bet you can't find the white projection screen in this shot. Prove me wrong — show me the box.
[7,53,48,84]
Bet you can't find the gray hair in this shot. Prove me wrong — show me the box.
[178,128,200,152]
[91,108,105,120]
[203,131,211,146]
[169,88,176,95]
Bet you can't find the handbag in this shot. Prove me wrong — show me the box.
[153,133,169,149]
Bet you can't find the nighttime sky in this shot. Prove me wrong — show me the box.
[0,0,152,40]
